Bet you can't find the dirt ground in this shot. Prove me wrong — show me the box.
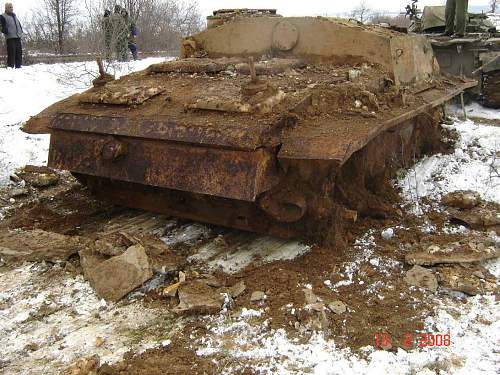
[0,158,497,374]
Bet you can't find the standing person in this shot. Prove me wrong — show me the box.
[110,5,128,61]
[444,0,469,37]
[102,9,112,61]
[0,2,23,68]
[121,9,138,61]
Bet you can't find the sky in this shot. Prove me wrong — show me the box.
[7,0,492,19]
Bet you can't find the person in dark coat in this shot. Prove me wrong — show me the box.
[121,9,138,60]
[0,2,23,68]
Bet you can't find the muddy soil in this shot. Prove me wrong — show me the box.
[0,163,498,374]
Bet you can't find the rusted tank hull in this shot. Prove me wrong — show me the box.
[57,109,442,242]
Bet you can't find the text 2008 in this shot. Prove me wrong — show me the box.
[374,333,451,349]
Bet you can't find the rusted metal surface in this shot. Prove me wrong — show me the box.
[49,130,280,202]
[278,81,477,162]
[50,113,280,151]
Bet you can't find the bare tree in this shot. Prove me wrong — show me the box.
[490,0,498,13]
[350,1,372,23]
[30,0,78,54]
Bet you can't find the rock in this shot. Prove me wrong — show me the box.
[435,264,497,296]
[404,265,438,292]
[450,207,500,228]
[81,244,153,301]
[308,302,326,312]
[178,271,186,283]
[303,288,319,305]
[63,355,100,375]
[250,291,266,302]
[340,208,358,223]
[93,239,125,257]
[328,300,347,314]
[161,282,180,297]
[442,191,481,209]
[9,188,28,198]
[95,337,105,348]
[174,280,224,315]
[0,229,86,263]
[381,228,394,240]
[31,173,59,188]
[9,173,21,183]
[228,281,246,299]
[348,69,361,82]
[406,242,499,266]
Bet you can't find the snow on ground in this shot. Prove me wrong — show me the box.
[0,57,167,185]
[0,61,499,373]
[398,118,500,213]
[0,262,177,374]
[193,110,500,374]
[458,102,500,121]
[195,292,499,375]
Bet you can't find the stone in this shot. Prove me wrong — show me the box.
[450,208,500,228]
[178,271,187,283]
[405,242,499,266]
[404,265,438,292]
[228,281,246,299]
[174,280,224,315]
[442,191,481,209]
[381,228,394,240]
[308,302,326,312]
[31,173,59,188]
[93,239,124,257]
[63,355,100,375]
[81,244,153,301]
[303,288,319,305]
[95,337,105,347]
[250,291,266,302]
[328,300,347,314]
[0,229,86,263]
[435,264,497,296]
[9,188,28,198]
[162,282,180,297]
[348,69,361,82]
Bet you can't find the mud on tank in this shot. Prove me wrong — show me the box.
[23,10,476,245]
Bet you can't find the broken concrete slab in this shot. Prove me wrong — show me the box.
[0,229,86,263]
[404,265,438,292]
[442,190,482,209]
[174,280,224,315]
[80,244,153,302]
[405,241,499,266]
[435,264,498,296]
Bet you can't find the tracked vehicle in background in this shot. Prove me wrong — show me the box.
[23,10,475,243]
[408,4,500,108]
